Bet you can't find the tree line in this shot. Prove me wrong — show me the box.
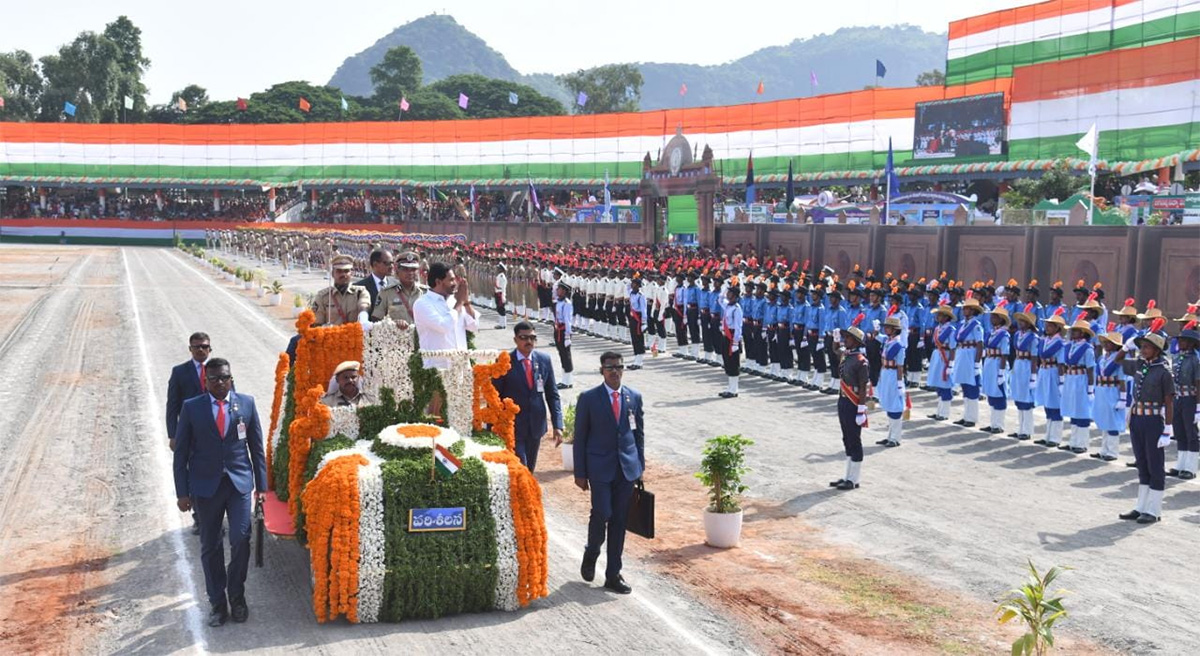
[0,15,646,124]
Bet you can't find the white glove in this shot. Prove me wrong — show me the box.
[816,340,825,352]
[897,381,905,396]
[1087,385,1094,400]
[1122,337,1138,354]
[918,339,926,349]
[871,319,881,333]
[834,332,842,344]
[800,339,809,348]
[857,404,867,414]
[1194,408,1200,429]
[1114,394,1126,411]
[731,343,740,353]
[974,364,982,378]
[1157,424,1174,448]
[358,310,372,332]
[564,338,571,347]
[855,405,868,426]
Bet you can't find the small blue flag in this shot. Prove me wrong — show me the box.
[63,101,76,117]
[576,91,588,107]
[875,59,887,79]
[508,91,518,105]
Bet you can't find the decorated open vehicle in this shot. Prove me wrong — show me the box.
[262,310,548,622]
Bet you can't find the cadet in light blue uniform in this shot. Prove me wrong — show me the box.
[1062,319,1097,453]
[819,287,849,394]
[905,284,928,387]
[790,283,809,386]
[1034,310,1068,447]
[707,278,725,367]
[926,304,957,420]
[1093,331,1130,461]
[1022,281,1046,332]
[874,316,907,447]
[1010,305,1041,440]
[981,304,1012,434]
[951,296,986,428]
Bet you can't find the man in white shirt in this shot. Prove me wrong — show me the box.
[494,263,509,330]
[414,261,478,369]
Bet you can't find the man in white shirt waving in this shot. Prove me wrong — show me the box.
[414,261,478,369]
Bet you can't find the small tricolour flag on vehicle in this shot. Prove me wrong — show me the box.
[434,444,461,477]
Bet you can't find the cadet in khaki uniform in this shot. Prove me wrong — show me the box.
[372,251,425,328]
[321,361,377,408]
[312,254,371,327]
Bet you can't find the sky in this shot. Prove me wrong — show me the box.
[0,0,1022,103]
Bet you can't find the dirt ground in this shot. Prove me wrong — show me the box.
[1,243,1195,655]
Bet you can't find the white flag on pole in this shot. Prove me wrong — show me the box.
[1075,123,1097,174]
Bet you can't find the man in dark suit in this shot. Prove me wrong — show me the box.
[573,351,645,594]
[356,248,395,313]
[492,321,563,472]
[173,358,267,627]
[167,332,213,534]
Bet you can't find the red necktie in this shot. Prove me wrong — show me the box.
[611,390,620,421]
[200,363,207,392]
[523,358,534,389]
[215,399,226,440]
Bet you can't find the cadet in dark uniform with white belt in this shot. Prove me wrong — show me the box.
[830,313,870,491]
[1117,326,1174,524]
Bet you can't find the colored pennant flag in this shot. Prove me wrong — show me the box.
[177,97,188,112]
[744,152,756,206]
[508,91,518,105]
[1075,123,1098,175]
[603,169,612,220]
[528,179,541,211]
[785,160,795,207]
[756,80,764,95]
[810,70,819,88]
[679,83,688,96]
[875,59,887,79]
[884,137,899,221]
[399,96,410,112]
[433,443,461,477]
[298,97,311,112]
[340,96,348,111]
[123,95,133,110]
[63,101,76,116]
[0,96,5,109]
[458,93,469,110]
[236,97,248,111]
[469,184,476,212]
[576,91,588,107]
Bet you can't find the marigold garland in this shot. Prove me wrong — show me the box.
[395,424,441,438]
[266,352,290,489]
[288,386,332,521]
[302,453,368,623]
[482,449,548,606]
[473,352,520,453]
[293,308,364,406]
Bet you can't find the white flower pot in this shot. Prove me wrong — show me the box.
[270,293,283,306]
[703,509,744,548]
[256,287,266,298]
[560,444,574,471]
[243,280,253,290]
[292,306,303,317]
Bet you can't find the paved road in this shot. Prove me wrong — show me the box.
[0,245,746,655]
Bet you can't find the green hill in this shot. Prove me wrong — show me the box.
[327,16,947,109]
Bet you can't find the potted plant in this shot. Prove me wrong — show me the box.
[269,280,284,306]
[252,268,268,297]
[233,266,244,284]
[560,403,576,471]
[292,293,306,317]
[242,270,254,290]
[695,434,753,548]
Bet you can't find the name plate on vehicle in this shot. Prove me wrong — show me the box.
[408,507,467,532]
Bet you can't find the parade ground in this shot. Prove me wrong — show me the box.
[1,243,1197,655]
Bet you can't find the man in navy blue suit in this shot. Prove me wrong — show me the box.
[491,321,563,472]
[173,358,267,627]
[573,351,645,594]
[167,332,214,534]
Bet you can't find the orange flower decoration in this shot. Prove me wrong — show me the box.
[302,453,367,623]
[483,449,548,606]
[266,352,289,489]
[472,351,520,452]
[395,424,441,438]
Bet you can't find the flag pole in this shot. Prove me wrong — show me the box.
[1087,167,1096,226]
[430,436,436,482]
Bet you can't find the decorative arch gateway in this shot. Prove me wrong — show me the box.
[638,127,721,248]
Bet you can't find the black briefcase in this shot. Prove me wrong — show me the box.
[626,480,655,539]
[254,500,265,567]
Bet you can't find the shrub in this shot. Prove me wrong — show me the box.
[695,434,754,513]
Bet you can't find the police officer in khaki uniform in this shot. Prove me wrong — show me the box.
[371,251,425,328]
[312,254,371,327]
[321,361,376,408]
